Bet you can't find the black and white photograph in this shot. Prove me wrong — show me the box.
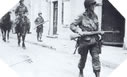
[0,0,127,77]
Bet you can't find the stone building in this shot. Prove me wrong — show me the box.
[10,0,126,48]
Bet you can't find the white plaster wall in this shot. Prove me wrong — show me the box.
[63,1,71,25]
[70,0,85,23]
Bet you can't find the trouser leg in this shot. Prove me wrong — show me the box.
[78,45,89,77]
[78,53,88,72]
[36,28,39,41]
[90,45,101,77]
[37,32,39,41]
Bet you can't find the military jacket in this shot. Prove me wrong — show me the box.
[35,16,44,26]
[70,11,99,42]
[15,4,28,16]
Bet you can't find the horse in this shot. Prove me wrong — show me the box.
[0,12,12,42]
[15,16,29,49]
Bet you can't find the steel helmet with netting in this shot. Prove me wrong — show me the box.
[84,0,97,8]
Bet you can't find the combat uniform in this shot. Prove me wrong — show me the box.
[35,16,44,33]
[70,11,101,73]
[15,4,28,17]
[15,3,30,33]
[35,16,44,41]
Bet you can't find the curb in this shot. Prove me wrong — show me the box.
[9,36,56,50]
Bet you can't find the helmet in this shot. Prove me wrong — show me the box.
[19,0,24,3]
[8,11,11,14]
[84,0,96,8]
[38,12,42,16]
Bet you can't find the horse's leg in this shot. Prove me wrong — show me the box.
[17,33,21,46]
[3,30,6,42]
[5,30,7,42]
[22,34,26,48]
[7,30,10,41]
[1,30,4,40]
[1,29,3,35]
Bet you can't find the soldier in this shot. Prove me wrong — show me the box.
[15,0,28,17]
[15,0,31,34]
[34,12,44,42]
[70,0,103,77]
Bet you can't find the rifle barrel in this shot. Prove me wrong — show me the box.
[102,30,120,33]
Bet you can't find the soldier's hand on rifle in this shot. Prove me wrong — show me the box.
[100,31,105,35]
[77,31,84,36]
[98,31,104,35]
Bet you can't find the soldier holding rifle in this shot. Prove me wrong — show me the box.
[70,0,103,77]
[34,12,44,42]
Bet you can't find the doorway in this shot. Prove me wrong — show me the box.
[102,0,125,47]
[53,1,58,35]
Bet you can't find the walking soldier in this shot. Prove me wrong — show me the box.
[70,0,103,77]
[34,12,44,42]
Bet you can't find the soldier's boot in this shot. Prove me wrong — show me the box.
[39,35,42,42]
[37,38,39,42]
[2,35,6,42]
[79,73,84,77]
[94,71,100,77]
[27,31,31,34]
[3,37,6,42]
[38,33,42,42]
[79,69,84,77]
[27,29,31,34]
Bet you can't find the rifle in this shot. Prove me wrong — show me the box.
[70,30,120,40]
[71,30,120,54]
[73,39,79,54]
[73,44,78,54]
[34,20,49,29]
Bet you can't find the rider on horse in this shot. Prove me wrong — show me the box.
[15,0,31,34]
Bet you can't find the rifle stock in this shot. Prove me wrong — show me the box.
[70,34,80,40]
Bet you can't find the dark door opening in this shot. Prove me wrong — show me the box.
[102,0,125,47]
[62,2,64,24]
[53,1,58,35]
